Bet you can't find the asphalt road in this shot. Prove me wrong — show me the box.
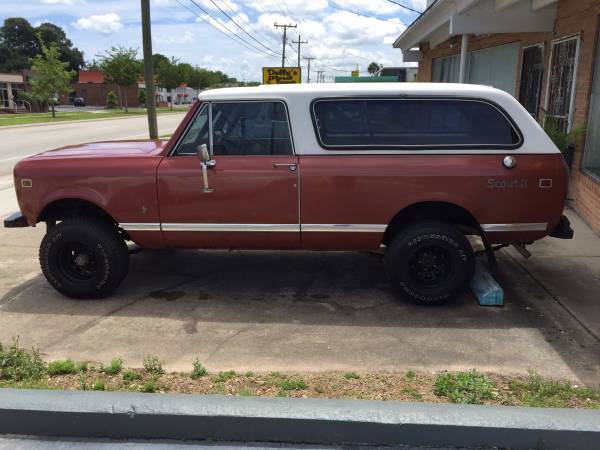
[0,113,186,217]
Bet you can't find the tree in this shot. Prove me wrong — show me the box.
[0,18,40,72]
[367,62,382,75]
[156,57,182,110]
[36,22,84,73]
[106,91,118,109]
[29,45,74,118]
[138,88,146,108]
[177,62,194,85]
[98,46,142,112]
[151,53,169,73]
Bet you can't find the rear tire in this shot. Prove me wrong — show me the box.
[39,217,129,299]
[384,220,474,305]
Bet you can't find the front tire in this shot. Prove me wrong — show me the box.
[39,218,129,299]
[384,221,474,305]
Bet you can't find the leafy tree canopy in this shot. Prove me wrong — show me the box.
[29,45,75,117]
[0,18,40,72]
[98,46,142,112]
[367,62,382,75]
[36,22,84,72]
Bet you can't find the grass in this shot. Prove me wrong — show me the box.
[0,339,598,408]
[47,359,77,376]
[434,370,497,404]
[143,355,164,375]
[0,107,187,127]
[102,358,123,376]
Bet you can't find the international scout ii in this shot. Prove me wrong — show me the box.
[4,83,573,304]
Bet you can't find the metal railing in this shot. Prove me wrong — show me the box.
[0,99,31,113]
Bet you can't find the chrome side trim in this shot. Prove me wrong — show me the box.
[162,223,300,232]
[302,224,387,233]
[481,223,547,232]
[120,223,162,232]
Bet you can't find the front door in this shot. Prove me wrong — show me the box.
[157,100,300,249]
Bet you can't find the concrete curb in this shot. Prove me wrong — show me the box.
[0,111,186,130]
[0,389,598,449]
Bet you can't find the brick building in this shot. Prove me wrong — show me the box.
[71,70,141,108]
[394,0,600,233]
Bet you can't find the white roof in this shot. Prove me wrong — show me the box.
[199,82,506,102]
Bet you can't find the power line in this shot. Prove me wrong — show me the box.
[202,0,280,56]
[274,23,297,67]
[329,5,407,25]
[384,0,423,14]
[177,0,280,59]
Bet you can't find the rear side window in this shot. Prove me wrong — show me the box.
[312,98,521,149]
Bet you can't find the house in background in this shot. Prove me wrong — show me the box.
[71,70,141,107]
[0,72,30,113]
[153,82,199,106]
[393,0,600,234]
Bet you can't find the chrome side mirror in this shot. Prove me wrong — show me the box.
[197,144,215,193]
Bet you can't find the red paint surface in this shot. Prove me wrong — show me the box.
[13,108,568,251]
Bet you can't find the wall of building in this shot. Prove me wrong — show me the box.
[71,83,140,108]
[416,0,600,234]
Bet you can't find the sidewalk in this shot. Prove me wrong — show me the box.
[506,208,600,341]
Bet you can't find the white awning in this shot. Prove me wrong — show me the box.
[393,0,558,52]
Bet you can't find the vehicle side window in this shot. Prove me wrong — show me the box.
[175,104,209,155]
[211,102,293,156]
[312,98,520,149]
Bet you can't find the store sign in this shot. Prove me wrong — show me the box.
[262,67,301,84]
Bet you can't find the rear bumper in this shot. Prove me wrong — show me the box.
[550,214,574,239]
[3,212,29,228]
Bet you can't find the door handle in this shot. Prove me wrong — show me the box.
[273,163,297,172]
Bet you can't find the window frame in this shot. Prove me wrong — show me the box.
[310,96,524,151]
[171,99,296,157]
[544,34,581,133]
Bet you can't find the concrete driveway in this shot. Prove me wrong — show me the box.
[1,211,598,387]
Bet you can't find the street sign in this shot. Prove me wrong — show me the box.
[351,70,359,77]
[262,67,301,84]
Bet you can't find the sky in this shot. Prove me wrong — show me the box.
[0,0,426,82]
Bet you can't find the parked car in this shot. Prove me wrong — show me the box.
[73,97,86,107]
[4,83,573,303]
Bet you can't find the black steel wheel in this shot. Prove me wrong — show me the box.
[39,217,129,299]
[384,221,474,305]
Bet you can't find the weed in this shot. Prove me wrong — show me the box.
[508,371,600,408]
[123,370,142,383]
[191,359,208,379]
[238,388,253,397]
[142,380,156,393]
[245,371,254,377]
[47,359,77,376]
[0,338,46,381]
[78,374,89,391]
[434,370,496,404]
[77,361,89,373]
[213,370,236,383]
[405,370,417,381]
[315,386,325,394]
[143,355,164,375]
[270,371,282,378]
[279,379,307,391]
[103,358,123,376]
[92,380,105,391]
[344,372,360,380]
[402,386,423,401]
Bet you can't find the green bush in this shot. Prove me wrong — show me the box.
[143,355,164,375]
[213,370,236,383]
[0,338,46,381]
[142,380,156,393]
[191,359,208,379]
[344,372,360,380]
[106,90,118,109]
[279,379,307,391]
[103,357,123,375]
[92,380,105,391]
[137,88,146,108]
[123,370,142,382]
[47,359,77,376]
[434,370,496,404]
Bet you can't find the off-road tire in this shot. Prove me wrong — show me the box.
[384,220,474,305]
[39,217,129,299]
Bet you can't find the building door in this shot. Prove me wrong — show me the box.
[157,101,300,249]
[519,44,544,118]
[546,36,580,132]
[583,28,600,178]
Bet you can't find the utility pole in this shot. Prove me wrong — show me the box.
[291,34,308,68]
[141,0,158,140]
[274,23,296,67]
[316,70,324,83]
[303,56,315,83]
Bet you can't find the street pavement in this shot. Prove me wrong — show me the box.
[0,113,185,217]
